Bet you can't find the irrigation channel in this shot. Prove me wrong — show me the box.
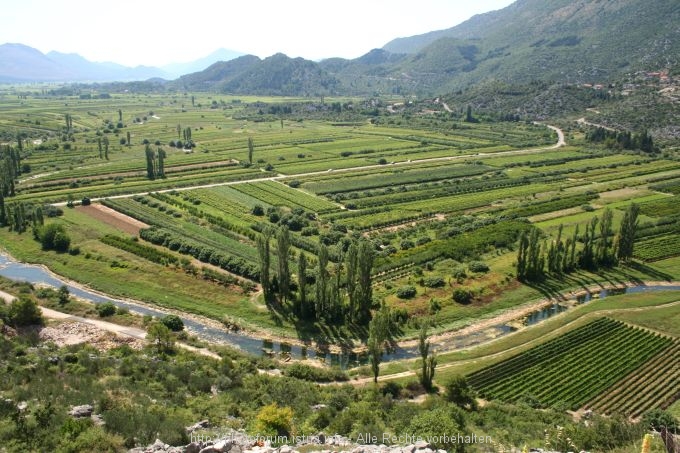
[2,253,679,368]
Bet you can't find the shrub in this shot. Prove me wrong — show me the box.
[251,205,265,216]
[8,296,43,326]
[288,180,301,188]
[37,223,71,252]
[161,314,184,332]
[452,288,472,304]
[468,261,489,273]
[396,285,417,299]
[96,302,117,317]
[423,276,445,288]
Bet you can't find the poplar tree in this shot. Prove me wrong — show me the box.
[144,145,156,180]
[297,252,308,318]
[345,242,358,321]
[418,323,437,391]
[617,204,640,262]
[315,244,329,320]
[103,136,109,160]
[248,137,254,164]
[157,147,166,178]
[597,208,614,265]
[356,240,374,323]
[257,229,272,302]
[276,226,291,303]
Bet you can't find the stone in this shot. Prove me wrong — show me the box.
[185,443,201,453]
[403,445,416,453]
[413,441,430,450]
[199,447,218,453]
[278,446,292,453]
[69,404,94,418]
[186,419,210,433]
[91,413,105,426]
[214,440,233,453]
[151,438,168,451]
[229,444,243,453]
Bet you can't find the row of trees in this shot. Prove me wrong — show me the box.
[1,145,22,197]
[144,145,166,179]
[517,204,640,281]
[586,127,657,153]
[257,226,375,324]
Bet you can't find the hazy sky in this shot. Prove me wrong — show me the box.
[2,0,515,67]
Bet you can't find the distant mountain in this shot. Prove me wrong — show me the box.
[380,0,680,91]
[162,48,245,79]
[0,43,167,82]
[175,53,340,96]
[0,43,73,82]
[46,51,166,81]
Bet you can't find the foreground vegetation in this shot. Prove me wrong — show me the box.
[0,279,676,452]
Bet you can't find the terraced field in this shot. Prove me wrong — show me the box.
[467,318,674,411]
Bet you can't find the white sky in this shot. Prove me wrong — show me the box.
[1,0,515,67]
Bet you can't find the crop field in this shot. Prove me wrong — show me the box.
[3,90,680,346]
[466,318,674,411]
[586,339,680,417]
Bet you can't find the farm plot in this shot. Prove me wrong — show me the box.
[586,339,680,417]
[634,234,680,262]
[637,195,679,218]
[233,181,340,213]
[302,163,495,195]
[467,318,673,410]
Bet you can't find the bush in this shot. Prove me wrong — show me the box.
[396,285,417,299]
[468,261,489,273]
[452,288,472,304]
[252,205,265,216]
[161,314,184,332]
[8,296,43,326]
[283,363,348,382]
[288,180,301,188]
[96,302,117,317]
[37,223,71,252]
[423,276,445,288]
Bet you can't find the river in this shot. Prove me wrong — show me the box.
[2,252,679,368]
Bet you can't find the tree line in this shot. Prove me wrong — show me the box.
[586,127,657,153]
[257,226,375,325]
[516,204,640,281]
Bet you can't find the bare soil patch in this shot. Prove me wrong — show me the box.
[39,320,144,351]
[77,204,149,235]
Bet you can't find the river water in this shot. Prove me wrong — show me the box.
[1,253,679,368]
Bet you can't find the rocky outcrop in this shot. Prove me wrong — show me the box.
[128,430,446,453]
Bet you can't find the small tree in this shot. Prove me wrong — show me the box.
[58,285,70,306]
[8,296,43,327]
[96,302,117,317]
[417,323,437,391]
[445,375,477,410]
[161,314,184,332]
[367,334,382,384]
[147,322,175,353]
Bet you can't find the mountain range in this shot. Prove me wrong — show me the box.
[2,0,679,95]
[0,44,243,82]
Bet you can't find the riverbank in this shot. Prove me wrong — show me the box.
[3,249,680,368]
